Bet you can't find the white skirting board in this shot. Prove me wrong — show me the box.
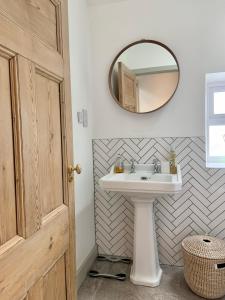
[77,245,98,290]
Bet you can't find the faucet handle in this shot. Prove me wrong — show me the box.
[153,158,161,173]
[130,158,136,173]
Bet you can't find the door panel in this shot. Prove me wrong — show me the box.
[0,205,68,300]
[43,256,67,300]
[15,56,41,238]
[15,56,65,236]
[27,278,44,300]
[27,256,67,300]
[0,0,59,51]
[35,71,64,217]
[28,0,58,50]
[0,55,17,246]
[0,10,63,77]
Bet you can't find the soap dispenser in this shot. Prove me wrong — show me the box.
[114,154,124,173]
[169,145,177,174]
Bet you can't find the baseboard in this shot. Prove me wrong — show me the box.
[77,244,98,290]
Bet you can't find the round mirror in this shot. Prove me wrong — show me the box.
[109,40,180,113]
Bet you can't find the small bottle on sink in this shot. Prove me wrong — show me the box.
[169,145,177,174]
[114,154,124,173]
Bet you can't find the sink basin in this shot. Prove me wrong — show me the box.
[99,164,182,197]
[99,163,182,287]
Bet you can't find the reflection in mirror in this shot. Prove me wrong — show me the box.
[109,40,180,113]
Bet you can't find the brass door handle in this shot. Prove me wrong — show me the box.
[68,164,82,182]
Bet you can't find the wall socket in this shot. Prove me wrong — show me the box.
[77,109,88,127]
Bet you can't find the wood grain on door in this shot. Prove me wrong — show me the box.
[0,1,76,299]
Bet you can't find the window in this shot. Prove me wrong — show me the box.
[205,73,225,168]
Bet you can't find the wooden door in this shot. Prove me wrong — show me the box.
[118,61,139,112]
[0,1,76,299]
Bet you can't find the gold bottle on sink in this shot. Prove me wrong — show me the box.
[114,154,124,173]
[169,145,177,174]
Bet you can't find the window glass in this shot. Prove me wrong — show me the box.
[205,73,225,168]
[209,125,225,157]
[214,91,225,114]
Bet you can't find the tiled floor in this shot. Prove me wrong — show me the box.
[78,260,225,300]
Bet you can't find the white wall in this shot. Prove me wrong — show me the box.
[89,0,225,139]
[68,0,95,270]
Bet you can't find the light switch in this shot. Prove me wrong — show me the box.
[82,109,88,127]
[77,109,88,127]
[77,111,83,124]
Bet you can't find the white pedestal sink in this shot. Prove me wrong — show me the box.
[99,163,182,287]
[130,197,162,286]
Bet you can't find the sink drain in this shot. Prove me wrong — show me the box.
[140,176,148,180]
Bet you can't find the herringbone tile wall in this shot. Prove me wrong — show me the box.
[93,137,225,266]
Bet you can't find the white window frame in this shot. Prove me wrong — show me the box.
[205,73,225,168]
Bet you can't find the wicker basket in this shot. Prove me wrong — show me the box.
[182,235,225,299]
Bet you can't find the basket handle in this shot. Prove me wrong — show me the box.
[216,263,225,270]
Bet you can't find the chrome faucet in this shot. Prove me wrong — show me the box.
[153,158,161,174]
[130,159,135,173]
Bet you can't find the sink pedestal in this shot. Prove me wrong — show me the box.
[99,164,182,286]
[130,197,162,287]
